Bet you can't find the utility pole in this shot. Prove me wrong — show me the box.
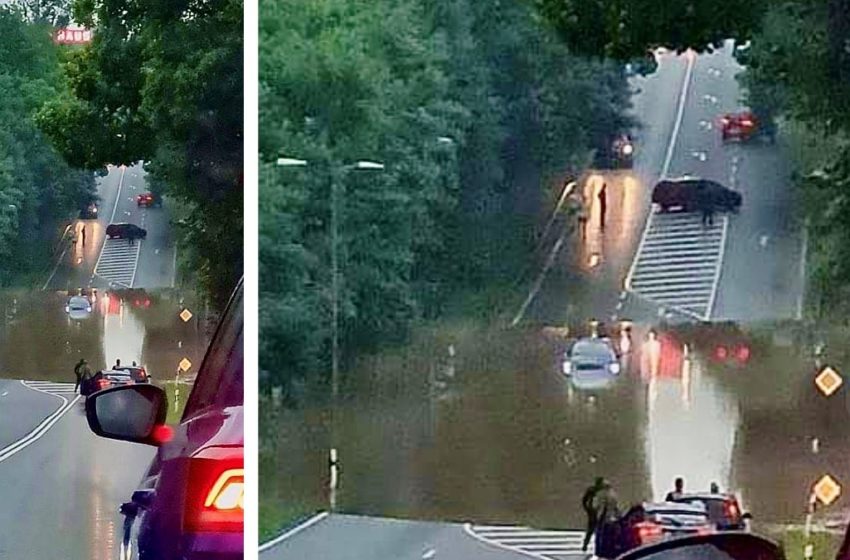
[330,164,341,409]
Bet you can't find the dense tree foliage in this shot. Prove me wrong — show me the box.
[261,0,634,400]
[0,8,95,283]
[11,0,71,26]
[37,0,243,306]
[535,0,772,61]
[738,0,850,316]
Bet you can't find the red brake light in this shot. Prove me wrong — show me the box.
[726,500,740,518]
[635,522,662,539]
[715,346,728,360]
[151,424,173,444]
[736,345,751,362]
[184,460,244,533]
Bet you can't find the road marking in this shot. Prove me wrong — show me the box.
[627,212,728,320]
[42,223,75,291]
[22,381,77,395]
[258,511,330,553]
[465,524,590,560]
[0,380,81,463]
[109,166,127,225]
[661,53,697,178]
[423,549,436,559]
[94,238,142,287]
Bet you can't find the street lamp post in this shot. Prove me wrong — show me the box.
[277,156,384,511]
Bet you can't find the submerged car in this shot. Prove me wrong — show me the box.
[563,337,621,389]
[79,201,99,219]
[80,369,135,397]
[85,278,244,559]
[65,295,92,320]
[652,178,742,213]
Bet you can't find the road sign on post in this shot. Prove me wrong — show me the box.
[53,28,93,45]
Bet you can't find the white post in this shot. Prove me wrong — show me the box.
[329,448,339,511]
[174,368,181,412]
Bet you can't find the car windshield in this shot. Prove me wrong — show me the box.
[572,340,613,358]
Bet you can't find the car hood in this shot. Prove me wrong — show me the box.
[68,308,91,320]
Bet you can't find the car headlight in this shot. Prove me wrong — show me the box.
[609,362,621,374]
[622,143,633,155]
[86,306,92,313]
[64,306,69,313]
[562,361,572,375]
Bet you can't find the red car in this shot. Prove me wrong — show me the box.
[720,112,758,141]
[137,192,163,207]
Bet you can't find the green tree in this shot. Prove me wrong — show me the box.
[37,0,243,306]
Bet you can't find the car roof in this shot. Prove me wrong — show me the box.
[571,338,615,355]
[641,501,708,514]
[675,493,737,501]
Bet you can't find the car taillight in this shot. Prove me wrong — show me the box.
[725,500,740,518]
[97,379,109,388]
[742,119,753,127]
[635,522,662,539]
[696,527,712,536]
[184,459,244,533]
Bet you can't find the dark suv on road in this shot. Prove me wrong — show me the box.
[85,278,244,559]
[652,178,742,213]
[106,223,147,240]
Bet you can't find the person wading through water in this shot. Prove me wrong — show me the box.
[581,477,606,551]
[594,480,621,558]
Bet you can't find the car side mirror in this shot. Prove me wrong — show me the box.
[85,384,169,446]
[742,512,753,520]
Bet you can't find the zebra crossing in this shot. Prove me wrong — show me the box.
[626,211,728,320]
[465,524,591,559]
[21,380,78,397]
[94,238,141,287]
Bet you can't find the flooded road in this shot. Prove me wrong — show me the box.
[0,288,211,383]
[265,320,850,530]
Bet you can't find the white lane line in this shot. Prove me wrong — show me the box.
[661,52,697,178]
[109,166,128,225]
[42,223,75,291]
[463,524,551,560]
[0,381,81,463]
[258,511,330,553]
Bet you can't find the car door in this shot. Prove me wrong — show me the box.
[130,281,244,559]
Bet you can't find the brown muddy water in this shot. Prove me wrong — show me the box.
[264,320,850,530]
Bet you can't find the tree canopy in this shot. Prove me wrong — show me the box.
[37,0,243,305]
[0,8,95,283]
[261,0,634,401]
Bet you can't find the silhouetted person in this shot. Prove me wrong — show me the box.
[665,477,685,501]
[581,477,606,551]
[595,481,621,558]
[113,359,121,370]
[73,358,85,393]
[598,183,608,231]
[698,187,714,226]
[710,482,720,494]
[81,225,86,246]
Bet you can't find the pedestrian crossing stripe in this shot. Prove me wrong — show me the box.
[94,238,142,288]
[465,524,592,559]
[22,380,77,395]
[626,210,729,320]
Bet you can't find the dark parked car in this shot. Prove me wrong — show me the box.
[597,502,714,559]
[671,493,751,531]
[85,278,244,559]
[79,201,99,219]
[80,369,135,397]
[106,223,147,240]
[652,178,742,213]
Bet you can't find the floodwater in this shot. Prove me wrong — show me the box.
[265,320,850,530]
[0,289,212,383]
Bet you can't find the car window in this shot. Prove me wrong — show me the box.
[183,283,244,418]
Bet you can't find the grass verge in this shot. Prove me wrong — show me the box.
[159,380,191,424]
[775,529,842,560]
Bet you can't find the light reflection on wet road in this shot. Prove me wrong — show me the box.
[268,321,849,530]
[0,289,209,381]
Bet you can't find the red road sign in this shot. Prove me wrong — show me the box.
[53,28,92,45]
